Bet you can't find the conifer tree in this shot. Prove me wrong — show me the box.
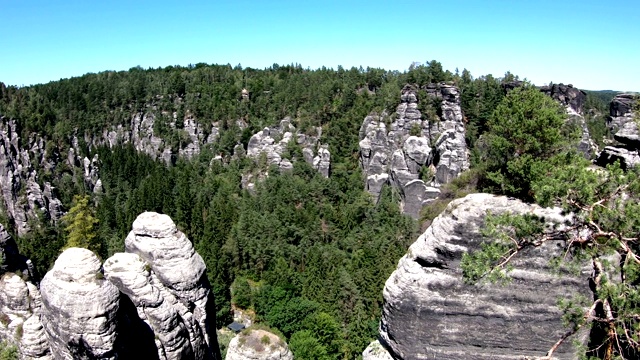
[61,195,100,254]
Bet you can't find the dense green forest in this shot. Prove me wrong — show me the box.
[0,62,620,359]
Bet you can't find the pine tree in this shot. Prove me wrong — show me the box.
[62,195,100,254]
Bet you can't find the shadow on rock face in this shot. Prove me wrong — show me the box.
[115,295,161,360]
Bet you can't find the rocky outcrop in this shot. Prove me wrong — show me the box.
[116,211,216,360]
[596,146,640,170]
[224,329,292,360]
[31,212,220,359]
[362,340,393,360]
[539,83,586,115]
[596,94,638,169]
[0,225,49,359]
[40,248,120,359]
[359,83,469,218]
[0,117,64,236]
[20,315,52,360]
[242,118,330,189]
[0,103,222,234]
[378,193,591,359]
[100,109,219,164]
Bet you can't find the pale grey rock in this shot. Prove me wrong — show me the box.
[613,121,640,149]
[125,212,214,359]
[40,248,120,359]
[279,159,293,172]
[359,84,469,218]
[313,144,331,178]
[0,273,32,317]
[362,340,394,360]
[225,329,292,360]
[20,315,53,360]
[402,136,431,166]
[0,230,53,358]
[104,252,194,360]
[244,118,330,187]
[379,193,591,360]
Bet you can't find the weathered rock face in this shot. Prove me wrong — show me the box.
[596,146,640,170]
[596,94,638,168]
[32,212,220,359]
[610,93,635,118]
[100,108,219,164]
[0,117,64,236]
[378,193,591,360]
[224,329,292,360]
[242,118,330,189]
[20,315,53,360]
[359,83,469,218]
[40,248,120,359]
[0,226,50,359]
[539,83,586,115]
[117,211,216,360]
[0,104,220,234]
[104,252,195,360]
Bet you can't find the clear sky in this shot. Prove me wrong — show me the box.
[1,0,638,91]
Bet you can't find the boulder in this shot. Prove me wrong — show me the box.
[379,193,591,359]
[596,94,639,168]
[362,340,394,360]
[225,329,292,360]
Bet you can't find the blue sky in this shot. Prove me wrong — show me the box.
[1,0,638,90]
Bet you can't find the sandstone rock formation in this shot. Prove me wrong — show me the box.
[359,83,469,218]
[541,84,597,158]
[242,118,330,189]
[40,248,120,359]
[539,83,586,115]
[596,94,639,169]
[115,211,216,360]
[20,211,221,359]
[100,107,219,164]
[378,193,591,359]
[0,117,64,236]
[225,329,292,360]
[0,103,221,234]
[0,224,50,359]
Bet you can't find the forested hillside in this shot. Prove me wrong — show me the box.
[0,62,618,359]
